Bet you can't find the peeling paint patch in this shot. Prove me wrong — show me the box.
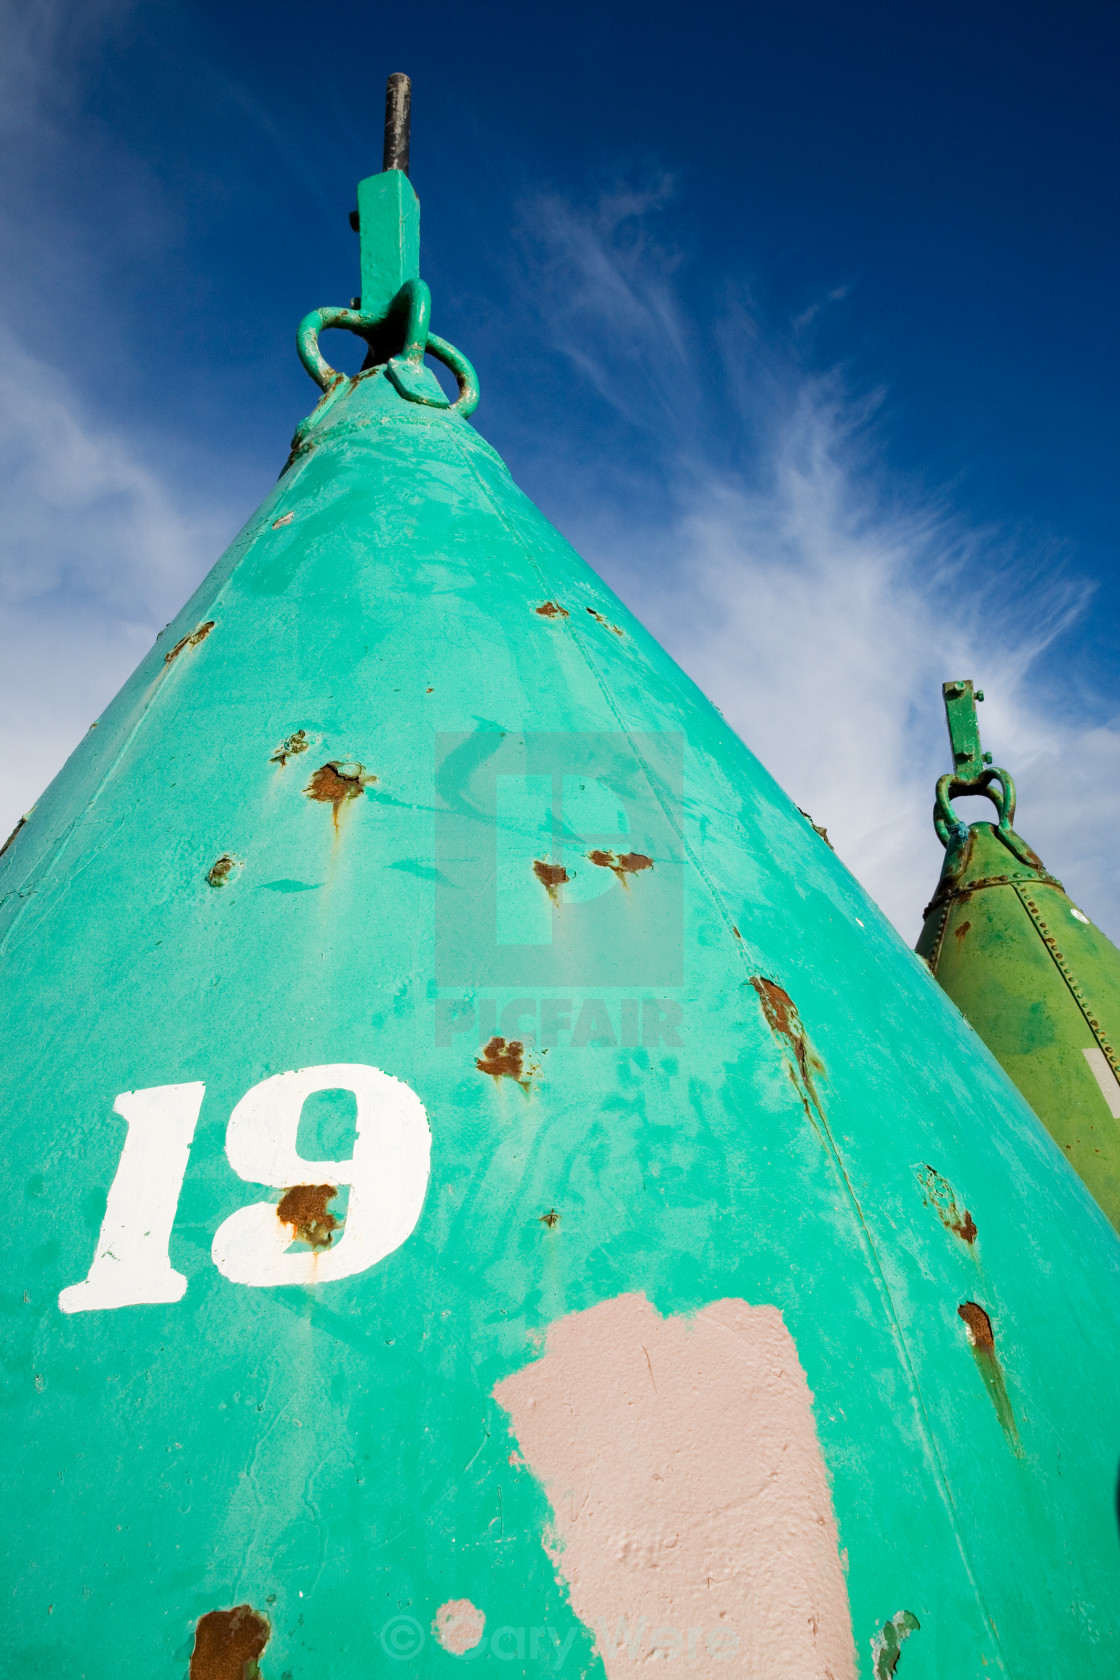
[433,1599,486,1654]
[207,854,239,889]
[189,1604,270,1680]
[277,1184,339,1250]
[305,761,374,827]
[533,859,571,902]
[585,606,624,636]
[959,1302,1020,1449]
[271,511,295,528]
[476,1036,533,1091]
[535,601,569,619]
[164,621,215,664]
[916,1165,977,1244]
[493,1292,855,1680]
[1082,1047,1120,1118]
[872,1611,920,1678]
[271,728,309,766]
[587,849,653,887]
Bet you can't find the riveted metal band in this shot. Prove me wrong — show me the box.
[921,869,1064,924]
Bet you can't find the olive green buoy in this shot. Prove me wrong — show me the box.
[917,677,1120,1230]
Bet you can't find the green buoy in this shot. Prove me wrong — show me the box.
[918,676,1120,1232]
[4,76,1120,1680]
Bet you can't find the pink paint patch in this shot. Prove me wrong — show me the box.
[433,1598,486,1655]
[493,1292,855,1680]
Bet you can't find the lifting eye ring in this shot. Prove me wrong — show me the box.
[934,766,1017,849]
[296,281,479,418]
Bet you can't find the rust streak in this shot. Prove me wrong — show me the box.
[277,1184,339,1250]
[750,976,826,1112]
[533,859,571,903]
[954,919,972,942]
[189,1605,270,1680]
[535,601,569,619]
[585,606,623,636]
[958,1301,1020,1449]
[305,761,373,828]
[164,621,215,665]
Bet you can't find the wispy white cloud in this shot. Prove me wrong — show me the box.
[0,0,238,840]
[514,183,1120,941]
[0,329,231,835]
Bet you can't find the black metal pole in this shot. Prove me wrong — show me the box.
[383,74,411,175]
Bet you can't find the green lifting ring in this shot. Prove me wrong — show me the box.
[297,278,479,418]
[934,766,1017,848]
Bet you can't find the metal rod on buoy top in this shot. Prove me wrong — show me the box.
[383,73,411,175]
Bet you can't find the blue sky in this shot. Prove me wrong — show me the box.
[2,0,1117,939]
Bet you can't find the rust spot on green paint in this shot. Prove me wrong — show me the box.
[476,1036,532,1090]
[750,977,826,1110]
[533,859,571,902]
[277,1184,339,1250]
[916,1164,977,1244]
[271,728,309,766]
[189,1604,270,1680]
[954,919,971,942]
[535,601,569,619]
[207,854,238,889]
[539,1208,560,1229]
[587,849,653,887]
[585,606,623,635]
[958,1301,1020,1449]
[164,621,215,664]
[305,761,374,828]
[872,1611,919,1678]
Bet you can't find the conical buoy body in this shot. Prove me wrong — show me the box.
[5,219,1120,1678]
[918,681,1120,1231]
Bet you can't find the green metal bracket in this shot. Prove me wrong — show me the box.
[942,679,992,780]
[354,170,421,321]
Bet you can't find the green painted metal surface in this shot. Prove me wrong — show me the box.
[4,142,1120,1680]
[356,168,420,321]
[918,679,1120,1232]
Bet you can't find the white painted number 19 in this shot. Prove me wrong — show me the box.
[58,1064,431,1314]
